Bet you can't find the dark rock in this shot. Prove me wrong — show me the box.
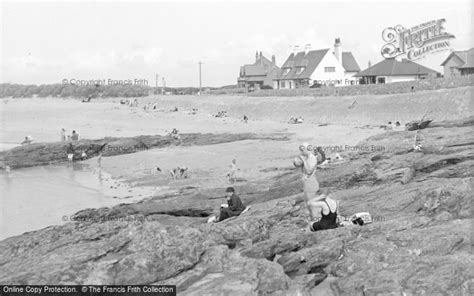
[0,133,289,169]
[1,117,473,295]
[405,119,433,131]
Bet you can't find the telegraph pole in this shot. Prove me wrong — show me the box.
[198,61,203,95]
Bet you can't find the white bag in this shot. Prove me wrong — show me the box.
[207,216,217,223]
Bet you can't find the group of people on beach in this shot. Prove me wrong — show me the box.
[289,116,304,124]
[168,166,189,180]
[143,102,158,111]
[60,128,80,142]
[20,128,80,146]
[211,143,342,231]
[294,143,339,231]
[119,98,139,107]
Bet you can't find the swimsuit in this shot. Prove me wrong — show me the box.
[310,199,338,231]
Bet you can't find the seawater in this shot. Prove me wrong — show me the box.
[0,162,155,240]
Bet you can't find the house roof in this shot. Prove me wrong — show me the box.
[440,48,474,68]
[275,49,361,80]
[278,49,330,80]
[242,64,267,76]
[355,58,438,77]
[240,55,279,77]
[342,52,361,72]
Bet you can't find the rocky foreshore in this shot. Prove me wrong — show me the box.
[0,132,288,169]
[0,117,472,295]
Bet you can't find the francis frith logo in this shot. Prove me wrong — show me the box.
[381,19,455,61]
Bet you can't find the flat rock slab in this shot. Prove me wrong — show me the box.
[0,132,288,169]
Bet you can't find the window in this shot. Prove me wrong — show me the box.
[283,68,291,75]
[377,77,386,84]
[280,81,286,88]
[324,67,335,73]
[296,67,305,74]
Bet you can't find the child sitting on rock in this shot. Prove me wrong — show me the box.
[217,187,246,222]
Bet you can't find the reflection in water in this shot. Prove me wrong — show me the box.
[72,162,86,171]
[98,166,103,186]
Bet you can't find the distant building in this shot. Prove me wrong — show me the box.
[441,48,474,77]
[355,58,439,84]
[273,38,360,89]
[238,52,280,90]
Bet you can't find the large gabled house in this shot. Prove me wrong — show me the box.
[355,58,439,84]
[273,38,360,89]
[238,52,281,90]
[441,48,474,77]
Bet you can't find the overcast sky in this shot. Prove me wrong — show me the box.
[1,0,473,87]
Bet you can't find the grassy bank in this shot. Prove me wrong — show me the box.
[207,74,474,97]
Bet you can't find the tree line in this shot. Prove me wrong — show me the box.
[0,83,153,98]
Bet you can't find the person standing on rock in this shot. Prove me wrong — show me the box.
[71,130,80,141]
[60,128,66,142]
[218,187,245,222]
[294,143,321,221]
[226,158,239,183]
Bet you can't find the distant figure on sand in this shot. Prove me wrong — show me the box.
[97,152,102,165]
[289,116,304,124]
[81,150,87,161]
[168,128,180,140]
[179,166,189,178]
[60,128,66,141]
[226,159,239,183]
[218,187,246,222]
[71,130,80,141]
[169,166,188,180]
[21,136,33,145]
[243,115,248,123]
[129,98,138,107]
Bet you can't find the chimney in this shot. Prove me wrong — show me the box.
[293,45,301,54]
[271,55,276,65]
[368,60,372,68]
[334,38,342,63]
[255,51,259,62]
[304,44,312,54]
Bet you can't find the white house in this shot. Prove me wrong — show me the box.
[273,38,360,89]
[355,58,439,84]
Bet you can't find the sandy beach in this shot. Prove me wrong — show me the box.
[1,87,472,239]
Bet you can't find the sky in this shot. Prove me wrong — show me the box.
[1,0,473,87]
